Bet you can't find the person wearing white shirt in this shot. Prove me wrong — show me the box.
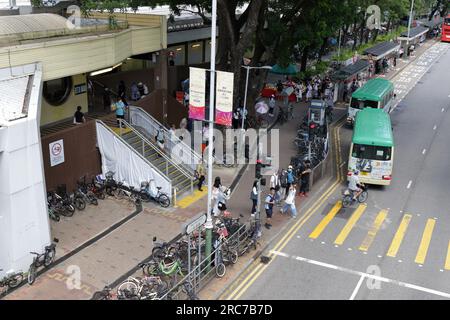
[280,184,297,218]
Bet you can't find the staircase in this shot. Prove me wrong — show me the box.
[120,128,194,195]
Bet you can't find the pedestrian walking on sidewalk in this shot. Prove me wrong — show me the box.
[306,83,313,102]
[264,188,276,229]
[268,95,276,117]
[280,184,297,218]
[285,165,296,199]
[115,97,126,127]
[250,180,258,215]
[299,160,312,196]
[270,170,281,206]
[195,161,206,191]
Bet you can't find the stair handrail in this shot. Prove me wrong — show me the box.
[95,120,171,190]
[118,119,194,183]
[128,106,203,172]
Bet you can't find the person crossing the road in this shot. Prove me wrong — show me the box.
[348,170,363,201]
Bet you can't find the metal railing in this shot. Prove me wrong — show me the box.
[157,222,252,300]
[118,119,194,195]
[128,106,203,174]
[96,120,172,196]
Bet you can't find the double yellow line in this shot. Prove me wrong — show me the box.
[222,118,347,300]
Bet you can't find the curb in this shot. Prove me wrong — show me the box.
[210,114,346,300]
[0,202,144,300]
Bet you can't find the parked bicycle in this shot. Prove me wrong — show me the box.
[117,275,168,300]
[27,240,58,285]
[47,191,75,217]
[0,269,24,290]
[139,180,170,208]
[115,180,141,205]
[76,176,98,206]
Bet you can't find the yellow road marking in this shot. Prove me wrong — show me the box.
[232,181,342,300]
[226,119,346,300]
[226,179,341,300]
[359,210,388,252]
[309,201,342,239]
[445,241,450,271]
[386,214,412,258]
[415,219,436,264]
[334,204,367,245]
[176,188,208,208]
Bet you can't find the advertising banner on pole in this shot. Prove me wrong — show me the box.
[188,67,206,121]
[215,71,234,126]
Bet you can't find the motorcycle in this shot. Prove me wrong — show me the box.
[342,184,368,208]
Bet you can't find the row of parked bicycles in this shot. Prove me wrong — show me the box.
[47,172,171,222]
[0,239,58,294]
[92,212,260,300]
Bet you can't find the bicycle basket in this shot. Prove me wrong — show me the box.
[159,257,178,274]
[105,171,115,179]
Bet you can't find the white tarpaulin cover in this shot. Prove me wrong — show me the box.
[96,122,172,197]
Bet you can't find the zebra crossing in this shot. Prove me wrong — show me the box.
[306,202,450,271]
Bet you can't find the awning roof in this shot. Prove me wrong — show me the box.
[363,41,400,59]
[331,59,370,81]
[399,26,429,39]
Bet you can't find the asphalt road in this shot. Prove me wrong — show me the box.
[228,42,450,300]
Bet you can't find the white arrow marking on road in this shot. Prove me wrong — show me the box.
[407,181,412,189]
[349,275,366,300]
[270,251,450,299]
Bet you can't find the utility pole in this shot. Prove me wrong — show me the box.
[204,0,217,267]
[407,0,416,48]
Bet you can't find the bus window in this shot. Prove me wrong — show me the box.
[351,98,379,109]
[352,144,392,161]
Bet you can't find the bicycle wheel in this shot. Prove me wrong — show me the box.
[74,198,86,211]
[358,191,368,203]
[27,264,37,285]
[61,205,75,217]
[8,273,23,288]
[342,196,352,208]
[44,247,56,267]
[215,263,226,278]
[229,249,238,264]
[157,194,171,208]
[117,281,139,300]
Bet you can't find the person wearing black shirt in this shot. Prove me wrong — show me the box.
[73,106,85,124]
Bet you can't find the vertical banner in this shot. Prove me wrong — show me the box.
[215,71,234,126]
[188,67,206,121]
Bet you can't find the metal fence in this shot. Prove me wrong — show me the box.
[157,222,251,300]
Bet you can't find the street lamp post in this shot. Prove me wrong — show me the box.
[204,0,217,268]
[240,65,273,130]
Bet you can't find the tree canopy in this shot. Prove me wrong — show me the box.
[74,0,448,105]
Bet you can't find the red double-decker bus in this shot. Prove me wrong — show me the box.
[442,14,450,42]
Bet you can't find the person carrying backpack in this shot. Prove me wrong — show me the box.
[285,165,296,199]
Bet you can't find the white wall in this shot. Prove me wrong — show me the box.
[0,63,50,277]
